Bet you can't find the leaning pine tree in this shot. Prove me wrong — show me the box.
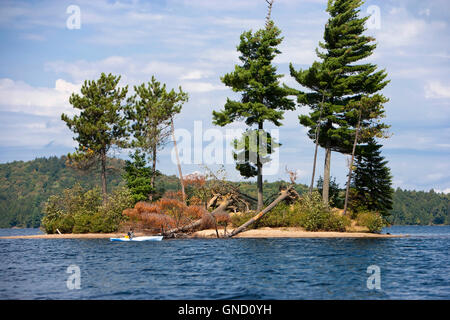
[290,0,389,204]
[212,9,295,211]
[350,138,393,216]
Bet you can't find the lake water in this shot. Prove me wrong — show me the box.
[0,226,449,300]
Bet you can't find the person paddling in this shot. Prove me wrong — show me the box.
[127,228,135,240]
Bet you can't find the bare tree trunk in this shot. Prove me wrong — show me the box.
[171,117,186,204]
[343,110,362,216]
[149,144,157,201]
[256,122,264,211]
[309,93,325,194]
[226,187,292,238]
[323,144,331,205]
[100,149,108,204]
[213,217,220,238]
[265,0,274,27]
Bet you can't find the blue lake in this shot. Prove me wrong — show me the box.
[0,226,449,299]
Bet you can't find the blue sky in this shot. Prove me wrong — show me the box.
[0,0,449,193]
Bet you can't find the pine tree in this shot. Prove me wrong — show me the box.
[61,73,128,203]
[212,13,295,210]
[350,138,393,216]
[123,150,154,203]
[126,77,188,200]
[289,0,389,204]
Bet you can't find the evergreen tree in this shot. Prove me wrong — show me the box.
[317,176,344,208]
[350,138,393,216]
[289,0,389,204]
[126,77,188,199]
[123,150,154,204]
[232,129,279,179]
[61,73,128,203]
[212,15,295,210]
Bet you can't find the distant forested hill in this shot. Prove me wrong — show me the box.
[0,156,124,227]
[0,156,179,228]
[390,188,449,225]
[0,156,448,227]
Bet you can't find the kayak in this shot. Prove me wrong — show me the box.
[110,236,163,242]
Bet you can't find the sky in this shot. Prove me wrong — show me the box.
[0,0,449,193]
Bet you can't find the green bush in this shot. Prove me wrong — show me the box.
[41,184,133,234]
[230,211,257,229]
[356,211,386,233]
[230,192,350,232]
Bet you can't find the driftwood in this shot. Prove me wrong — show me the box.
[225,186,297,238]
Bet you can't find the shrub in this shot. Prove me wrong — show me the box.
[230,211,258,229]
[356,211,386,233]
[122,198,211,232]
[229,192,350,232]
[41,184,133,234]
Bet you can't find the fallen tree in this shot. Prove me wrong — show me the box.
[159,196,232,237]
[225,186,298,238]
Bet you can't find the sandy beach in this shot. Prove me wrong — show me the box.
[0,228,403,239]
[191,227,403,238]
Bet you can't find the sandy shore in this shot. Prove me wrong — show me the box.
[0,228,404,239]
[191,227,404,238]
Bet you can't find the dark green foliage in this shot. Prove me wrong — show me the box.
[126,76,187,152]
[123,150,155,203]
[212,19,295,210]
[62,73,129,154]
[0,156,125,228]
[289,0,389,202]
[350,139,393,216]
[390,189,449,225]
[317,176,344,208]
[0,157,448,227]
[41,184,133,234]
[212,21,295,128]
[231,192,350,232]
[61,73,129,199]
[356,211,386,233]
[232,129,279,178]
[126,77,188,194]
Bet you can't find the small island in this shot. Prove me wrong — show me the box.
[0,227,403,240]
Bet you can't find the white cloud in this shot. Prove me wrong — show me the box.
[275,39,317,65]
[376,7,446,50]
[425,81,450,99]
[180,81,227,93]
[45,56,230,92]
[179,70,213,80]
[0,78,80,117]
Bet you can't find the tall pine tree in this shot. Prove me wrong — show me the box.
[126,77,188,200]
[350,138,393,216]
[62,73,128,203]
[289,0,389,204]
[212,8,294,211]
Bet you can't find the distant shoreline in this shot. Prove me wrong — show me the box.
[0,228,405,239]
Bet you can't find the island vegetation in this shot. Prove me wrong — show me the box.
[1,0,448,236]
